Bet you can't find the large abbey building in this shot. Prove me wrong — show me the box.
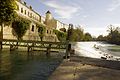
[1,0,69,42]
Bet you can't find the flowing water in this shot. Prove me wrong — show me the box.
[72,42,120,60]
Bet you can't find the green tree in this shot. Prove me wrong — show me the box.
[66,24,73,41]
[84,33,92,41]
[53,30,67,42]
[107,26,120,45]
[0,0,17,48]
[97,35,104,41]
[12,17,30,40]
[70,26,84,41]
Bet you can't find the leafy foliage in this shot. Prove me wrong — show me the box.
[12,17,30,40]
[96,25,120,45]
[107,26,120,45]
[66,25,73,41]
[53,30,67,41]
[37,24,46,41]
[70,27,84,41]
[54,25,93,42]
[83,33,92,41]
[0,0,17,23]
[69,25,92,42]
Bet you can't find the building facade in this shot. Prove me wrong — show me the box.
[1,1,69,42]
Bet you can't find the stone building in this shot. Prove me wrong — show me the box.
[0,0,69,42]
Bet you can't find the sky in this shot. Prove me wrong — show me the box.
[23,0,120,37]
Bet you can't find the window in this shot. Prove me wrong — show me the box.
[28,12,29,16]
[25,10,26,15]
[38,27,43,34]
[47,30,49,34]
[21,8,23,13]
[31,25,34,32]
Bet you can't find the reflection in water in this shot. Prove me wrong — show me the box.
[0,48,63,80]
[0,49,28,80]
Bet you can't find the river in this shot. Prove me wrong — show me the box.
[0,48,63,80]
[72,42,120,60]
[0,42,120,80]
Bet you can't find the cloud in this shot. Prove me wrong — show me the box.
[41,0,80,19]
[83,15,89,18]
[108,0,120,11]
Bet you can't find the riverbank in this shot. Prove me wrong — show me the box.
[49,56,120,80]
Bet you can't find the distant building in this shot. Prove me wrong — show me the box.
[0,0,69,42]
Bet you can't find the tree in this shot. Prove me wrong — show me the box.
[107,26,120,45]
[12,17,30,40]
[0,0,17,49]
[70,26,84,41]
[97,35,104,41]
[66,24,73,41]
[53,30,67,41]
[84,33,92,41]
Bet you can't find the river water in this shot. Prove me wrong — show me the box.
[0,47,63,80]
[72,42,120,60]
[0,42,120,80]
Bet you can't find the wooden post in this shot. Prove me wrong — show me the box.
[65,41,69,59]
[0,41,2,50]
[10,45,13,51]
[0,23,3,50]
[27,46,30,52]
[46,44,51,57]
[32,42,35,51]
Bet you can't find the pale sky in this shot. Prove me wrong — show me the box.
[23,0,120,37]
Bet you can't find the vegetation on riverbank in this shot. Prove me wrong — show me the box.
[97,25,120,45]
[54,25,93,42]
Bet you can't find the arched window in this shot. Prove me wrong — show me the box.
[21,8,23,13]
[31,25,34,32]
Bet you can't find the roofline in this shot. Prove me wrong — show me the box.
[17,1,41,17]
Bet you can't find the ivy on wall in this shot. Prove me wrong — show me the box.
[53,29,67,42]
[37,24,46,41]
